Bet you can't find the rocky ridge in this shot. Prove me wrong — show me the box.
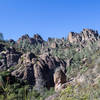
[67,28,100,44]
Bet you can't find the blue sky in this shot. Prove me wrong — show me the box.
[0,0,100,40]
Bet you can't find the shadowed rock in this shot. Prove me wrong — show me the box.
[54,68,66,92]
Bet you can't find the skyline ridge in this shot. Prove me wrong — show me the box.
[1,28,100,41]
[0,0,100,41]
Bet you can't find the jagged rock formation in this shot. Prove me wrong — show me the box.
[17,34,44,45]
[33,34,44,43]
[0,47,21,71]
[67,29,100,43]
[54,68,66,92]
[11,53,66,90]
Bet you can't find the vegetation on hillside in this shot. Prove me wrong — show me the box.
[0,31,100,100]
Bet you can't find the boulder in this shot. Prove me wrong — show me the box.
[54,68,66,92]
[33,58,52,90]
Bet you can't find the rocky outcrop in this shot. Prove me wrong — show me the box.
[33,58,53,90]
[6,47,21,68]
[67,29,100,43]
[67,32,82,43]
[11,52,36,85]
[17,34,44,45]
[54,68,66,92]
[0,47,21,71]
[12,53,66,90]
[39,54,66,73]
[17,34,36,44]
[33,34,44,43]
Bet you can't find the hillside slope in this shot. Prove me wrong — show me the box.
[0,29,100,100]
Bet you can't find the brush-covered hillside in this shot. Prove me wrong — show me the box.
[1,29,100,100]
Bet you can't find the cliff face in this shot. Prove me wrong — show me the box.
[0,47,21,71]
[11,53,66,90]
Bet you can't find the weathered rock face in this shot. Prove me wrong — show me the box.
[11,52,36,85]
[67,32,82,43]
[33,34,44,43]
[17,34,44,45]
[39,54,66,73]
[67,29,100,43]
[17,34,36,44]
[33,58,53,90]
[12,53,66,90]
[82,29,99,41]
[54,68,66,92]
[6,47,21,68]
[0,47,21,71]
[36,54,66,90]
